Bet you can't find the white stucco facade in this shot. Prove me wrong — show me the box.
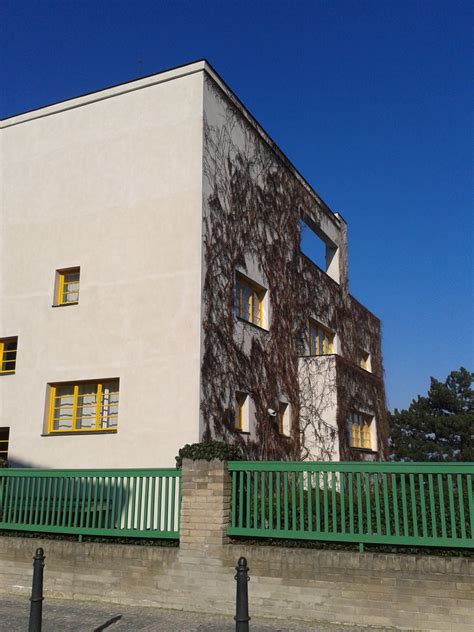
[1,63,206,468]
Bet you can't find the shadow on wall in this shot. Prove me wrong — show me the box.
[1,457,37,469]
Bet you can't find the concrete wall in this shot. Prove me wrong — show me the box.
[0,64,205,468]
[0,460,471,631]
[299,355,340,461]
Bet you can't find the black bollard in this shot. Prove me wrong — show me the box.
[29,548,45,632]
[234,556,250,632]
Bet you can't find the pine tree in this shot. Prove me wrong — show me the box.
[389,367,473,461]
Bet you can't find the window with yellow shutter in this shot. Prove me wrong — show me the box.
[348,412,374,450]
[309,321,334,356]
[235,272,266,328]
[0,427,10,462]
[0,337,18,375]
[47,379,119,434]
[54,267,80,306]
[235,392,249,433]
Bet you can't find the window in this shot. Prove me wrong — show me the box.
[235,392,249,433]
[0,337,18,375]
[47,379,119,433]
[309,321,334,355]
[359,350,371,372]
[55,267,80,305]
[348,412,373,450]
[235,273,266,328]
[0,428,9,462]
[277,402,290,436]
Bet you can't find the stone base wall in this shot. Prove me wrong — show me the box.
[0,461,472,631]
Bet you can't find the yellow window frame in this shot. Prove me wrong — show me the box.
[235,392,246,431]
[277,402,288,435]
[56,267,80,305]
[48,380,118,433]
[236,273,264,328]
[0,337,18,375]
[0,428,9,459]
[309,322,334,356]
[350,412,372,450]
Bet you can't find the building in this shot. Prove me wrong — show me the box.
[0,60,388,468]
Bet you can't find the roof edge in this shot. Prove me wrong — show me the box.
[201,61,341,227]
[0,59,207,126]
[1,58,342,227]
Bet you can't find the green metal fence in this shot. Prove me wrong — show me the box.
[0,468,181,539]
[228,461,474,548]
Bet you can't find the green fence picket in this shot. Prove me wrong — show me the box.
[276,471,281,530]
[438,474,447,538]
[374,474,381,535]
[409,473,418,538]
[331,472,337,534]
[283,473,289,531]
[315,472,321,532]
[247,471,252,529]
[157,476,163,531]
[340,473,345,534]
[269,471,273,530]
[291,472,297,531]
[457,474,466,540]
[364,472,371,535]
[307,472,313,532]
[323,472,329,532]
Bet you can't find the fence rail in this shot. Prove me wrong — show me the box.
[0,468,181,539]
[228,461,474,548]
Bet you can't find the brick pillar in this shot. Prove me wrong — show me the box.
[179,459,231,550]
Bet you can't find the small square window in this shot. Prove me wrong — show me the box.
[55,267,80,305]
[309,321,334,355]
[0,427,10,463]
[277,402,290,436]
[235,273,266,328]
[47,379,119,434]
[348,412,374,450]
[235,392,250,433]
[0,337,18,375]
[358,350,371,372]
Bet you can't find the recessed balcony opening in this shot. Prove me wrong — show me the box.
[299,217,339,283]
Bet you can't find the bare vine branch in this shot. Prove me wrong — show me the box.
[200,78,388,461]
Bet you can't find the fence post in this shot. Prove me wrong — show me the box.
[235,556,250,632]
[28,547,45,632]
[179,459,231,550]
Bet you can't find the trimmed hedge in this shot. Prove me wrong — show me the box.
[175,441,245,468]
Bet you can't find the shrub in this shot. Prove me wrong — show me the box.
[175,440,245,468]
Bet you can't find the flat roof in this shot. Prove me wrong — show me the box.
[0,58,341,228]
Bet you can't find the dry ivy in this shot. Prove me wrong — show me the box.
[200,77,388,461]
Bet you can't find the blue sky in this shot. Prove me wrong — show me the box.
[1,0,472,410]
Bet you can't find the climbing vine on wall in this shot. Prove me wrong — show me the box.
[200,77,388,461]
